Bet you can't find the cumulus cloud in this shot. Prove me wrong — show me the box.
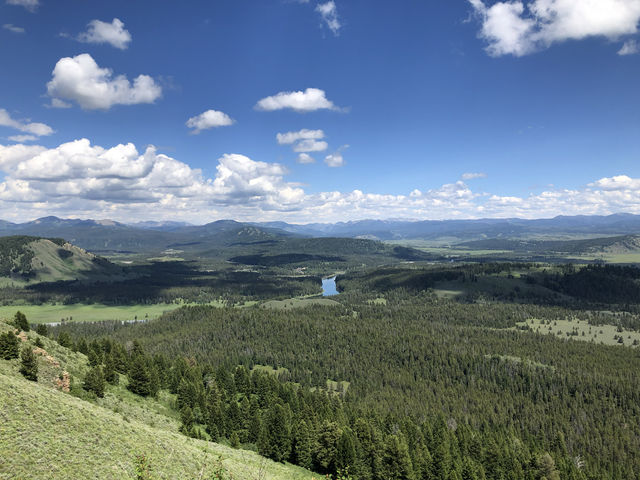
[276,129,325,145]
[46,53,162,110]
[297,153,316,164]
[277,128,328,156]
[324,152,344,167]
[469,0,640,56]
[618,39,639,55]
[4,141,640,224]
[316,1,342,35]
[3,24,25,33]
[0,108,54,138]
[255,88,339,112]
[0,139,304,219]
[461,172,487,180]
[6,0,38,12]
[293,139,328,152]
[186,109,235,134]
[76,18,132,50]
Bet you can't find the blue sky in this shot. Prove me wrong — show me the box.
[0,0,639,223]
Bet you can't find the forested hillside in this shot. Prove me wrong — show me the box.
[0,318,315,479]
[57,288,640,479]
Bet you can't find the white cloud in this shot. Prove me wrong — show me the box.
[462,172,487,180]
[76,18,132,50]
[277,128,329,156]
[316,1,342,35]
[324,152,344,167]
[297,153,316,164]
[4,141,640,224]
[255,88,339,112]
[186,109,235,134]
[293,139,328,152]
[469,0,640,56]
[8,135,37,142]
[0,108,54,137]
[46,53,162,110]
[6,0,38,12]
[276,129,325,145]
[3,24,25,33]
[618,39,639,54]
[0,139,304,218]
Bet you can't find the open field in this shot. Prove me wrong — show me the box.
[261,297,341,309]
[566,253,640,263]
[0,299,261,325]
[0,303,181,325]
[516,318,640,347]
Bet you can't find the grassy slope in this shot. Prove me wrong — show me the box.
[0,238,128,285]
[0,324,316,480]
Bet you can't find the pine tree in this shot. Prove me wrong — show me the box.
[127,355,151,396]
[381,435,415,480]
[88,349,101,367]
[247,397,262,444]
[83,365,106,397]
[230,431,240,449]
[76,338,89,355]
[315,420,341,474]
[0,331,19,360]
[148,364,161,398]
[206,382,223,440]
[262,403,292,463]
[336,428,357,472]
[180,405,195,436]
[536,453,561,480]
[111,343,129,374]
[103,353,119,385]
[294,419,313,470]
[177,377,197,411]
[57,332,73,349]
[19,346,38,381]
[35,323,48,337]
[13,311,29,332]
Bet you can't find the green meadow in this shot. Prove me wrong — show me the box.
[517,318,640,347]
[0,303,181,325]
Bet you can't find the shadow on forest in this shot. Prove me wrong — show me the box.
[15,261,320,305]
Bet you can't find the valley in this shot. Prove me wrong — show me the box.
[3,215,640,479]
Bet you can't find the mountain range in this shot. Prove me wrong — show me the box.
[1,214,640,252]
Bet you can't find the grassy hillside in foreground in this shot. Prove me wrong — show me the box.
[0,323,316,480]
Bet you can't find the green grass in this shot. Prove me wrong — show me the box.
[566,253,640,263]
[0,304,181,325]
[367,297,387,305]
[517,318,640,347]
[386,240,511,256]
[251,364,291,377]
[484,354,555,371]
[261,297,341,309]
[0,322,317,480]
[0,300,258,325]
